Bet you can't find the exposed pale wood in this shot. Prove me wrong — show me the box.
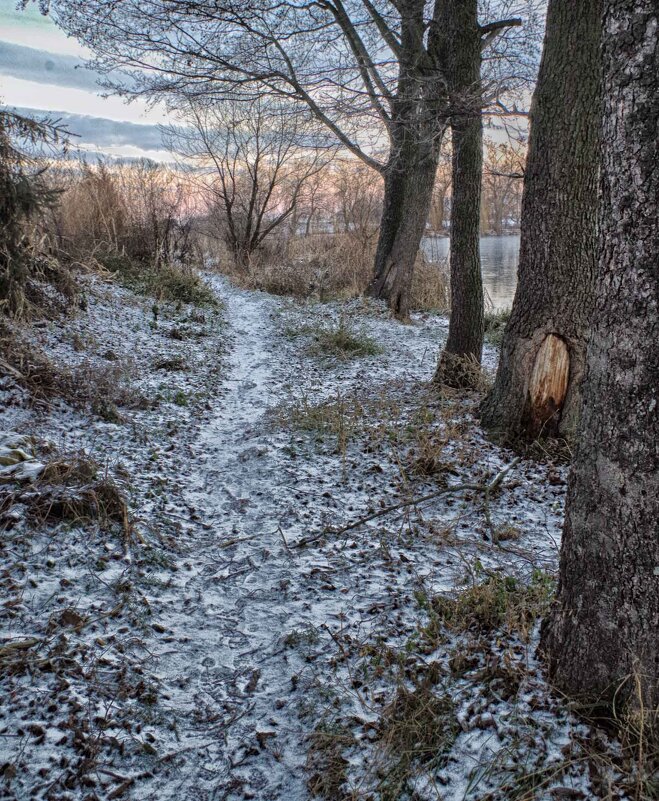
[528,334,570,426]
[480,0,599,440]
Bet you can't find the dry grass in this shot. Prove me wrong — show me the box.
[275,387,404,459]
[306,723,356,800]
[217,232,450,312]
[220,232,373,301]
[483,307,511,347]
[0,325,149,420]
[434,351,491,391]
[3,450,129,535]
[405,428,458,479]
[373,684,458,801]
[410,257,451,313]
[277,383,479,486]
[426,569,555,642]
[28,474,128,532]
[296,318,381,359]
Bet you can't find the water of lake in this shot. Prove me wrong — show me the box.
[422,234,520,311]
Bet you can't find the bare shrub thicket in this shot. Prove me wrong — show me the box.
[47,159,196,269]
[210,157,449,312]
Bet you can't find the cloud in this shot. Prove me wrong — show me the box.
[0,3,87,57]
[0,41,99,91]
[1,75,169,126]
[10,106,170,159]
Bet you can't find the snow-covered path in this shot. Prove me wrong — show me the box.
[134,281,564,800]
[155,286,318,799]
[144,284,453,799]
[1,277,577,801]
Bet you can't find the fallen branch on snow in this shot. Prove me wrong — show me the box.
[295,458,521,546]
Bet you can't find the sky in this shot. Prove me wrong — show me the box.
[0,1,528,161]
[0,0,172,160]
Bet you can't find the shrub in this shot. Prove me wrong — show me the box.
[307,318,381,359]
[100,254,217,306]
[49,160,196,270]
[217,231,450,312]
[484,307,511,347]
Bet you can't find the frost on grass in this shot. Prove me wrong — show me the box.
[0,278,641,801]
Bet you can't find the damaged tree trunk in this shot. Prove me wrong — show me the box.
[540,0,659,711]
[434,0,484,387]
[480,0,600,440]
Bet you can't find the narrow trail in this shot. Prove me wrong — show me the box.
[147,285,362,800]
[146,280,442,799]
[146,283,455,799]
[142,281,562,801]
[0,277,572,801]
[179,286,319,798]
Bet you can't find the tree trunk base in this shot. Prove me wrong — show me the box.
[365,276,411,321]
[433,351,485,390]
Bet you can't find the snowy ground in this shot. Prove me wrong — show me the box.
[0,274,628,800]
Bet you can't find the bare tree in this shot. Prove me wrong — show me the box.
[434,0,486,387]
[47,0,541,317]
[541,0,658,713]
[167,99,330,270]
[481,138,525,234]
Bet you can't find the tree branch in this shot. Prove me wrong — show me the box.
[361,0,402,59]
[480,17,523,52]
[479,17,523,36]
[295,458,521,545]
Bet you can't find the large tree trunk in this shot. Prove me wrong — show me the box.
[367,129,444,319]
[434,0,484,387]
[540,0,658,712]
[480,0,600,439]
[367,5,448,320]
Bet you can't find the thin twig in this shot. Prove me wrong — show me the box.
[296,458,521,545]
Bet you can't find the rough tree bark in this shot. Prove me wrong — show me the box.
[434,0,484,387]
[366,4,448,320]
[540,0,658,712]
[368,120,445,319]
[480,0,600,439]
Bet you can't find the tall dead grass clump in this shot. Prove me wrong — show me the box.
[48,160,197,270]
[217,231,450,312]
[42,160,214,305]
[410,255,450,313]
[219,232,373,300]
